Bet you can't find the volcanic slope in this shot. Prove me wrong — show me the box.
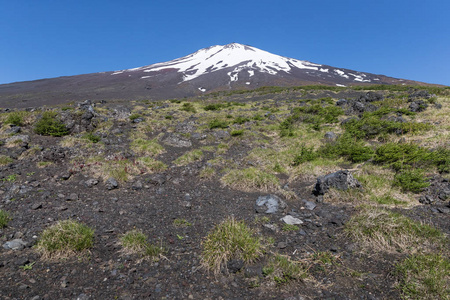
[1,85,449,299]
[0,43,435,109]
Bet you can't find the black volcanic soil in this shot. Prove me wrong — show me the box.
[0,94,449,300]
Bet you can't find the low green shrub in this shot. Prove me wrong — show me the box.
[292,145,318,166]
[129,114,142,121]
[5,111,26,126]
[393,168,430,193]
[374,143,433,171]
[318,133,374,163]
[209,118,228,129]
[84,132,101,143]
[233,116,250,124]
[180,103,196,113]
[231,129,244,136]
[0,155,14,166]
[34,111,69,137]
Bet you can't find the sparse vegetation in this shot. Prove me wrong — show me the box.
[120,229,164,259]
[34,111,69,137]
[201,217,265,273]
[0,209,11,228]
[221,167,280,192]
[35,220,94,258]
[395,253,450,299]
[0,155,13,165]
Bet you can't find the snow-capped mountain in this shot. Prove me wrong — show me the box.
[111,43,376,89]
[0,43,434,108]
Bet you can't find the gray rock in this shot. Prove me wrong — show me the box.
[105,178,118,190]
[66,193,79,201]
[324,132,337,141]
[280,215,303,225]
[85,179,99,188]
[132,180,143,190]
[162,133,192,147]
[255,195,286,214]
[302,200,316,211]
[244,265,263,278]
[313,170,361,195]
[31,202,43,210]
[6,134,30,144]
[5,126,21,134]
[3,239,27,250]
[213,130,230,140]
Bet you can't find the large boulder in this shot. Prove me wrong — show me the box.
[313,170,362,195]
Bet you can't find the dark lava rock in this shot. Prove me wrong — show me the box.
[42,146,67,162]
[409,100,428,112]
[227,259,244,273]
[313,170,361,195]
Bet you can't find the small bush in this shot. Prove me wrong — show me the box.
[83,132,101,143]
[233,116,250,124]
[230,129,244,136]
[292,145,318,166]
[34,111,69,137]
[120,229,163,259]
[204,103,225,111]
[36,220,94,258]
[209,118,228,129]
[129,114,142,121]
[393,168,430,193]
[5,111,26,126]
[319,133,374,163]
[201,217,265,273]
[181,103,196,113]
[0,209,11,228]
[395,254,450,300]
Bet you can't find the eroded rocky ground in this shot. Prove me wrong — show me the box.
[1,87,449,299]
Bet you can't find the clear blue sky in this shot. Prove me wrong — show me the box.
[1,0,449,85]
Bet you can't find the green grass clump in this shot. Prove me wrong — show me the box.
[282,224,299,232]
[173,219,192,227]
[201,217,265,273]
[120,229,164,259]
[345,206,446,253]
[393,168,430,193]
[36,220,94,258]
[34,111,69,137]
[204,103,225,111]
[395,254,449,300]
[0,210,11,228]
[130,138,164,156]
[209,118,229,129]
[0,155,14,166]
[262,254,307,284]
[221,167,279,192]
[174,149,203,165]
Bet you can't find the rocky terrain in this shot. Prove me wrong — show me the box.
[0,85,449,299]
